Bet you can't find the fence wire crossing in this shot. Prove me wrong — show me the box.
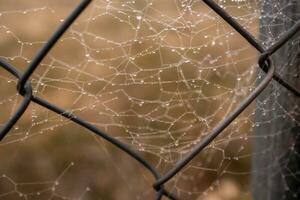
[0,0,300,199]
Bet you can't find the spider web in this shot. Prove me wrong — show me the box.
[0,0,299,199]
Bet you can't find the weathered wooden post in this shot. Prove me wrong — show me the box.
[253,0,300,199]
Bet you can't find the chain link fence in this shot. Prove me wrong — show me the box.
[0,0,299,199]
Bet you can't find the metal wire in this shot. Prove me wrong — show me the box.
[0,0,299,199]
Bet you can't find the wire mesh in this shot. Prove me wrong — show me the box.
[0,0,299,199]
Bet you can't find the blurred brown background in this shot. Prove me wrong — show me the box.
[0,0,260,199]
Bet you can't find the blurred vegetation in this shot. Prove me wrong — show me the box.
[0,0,259,199]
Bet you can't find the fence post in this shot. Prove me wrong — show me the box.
[253,0,300,199]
